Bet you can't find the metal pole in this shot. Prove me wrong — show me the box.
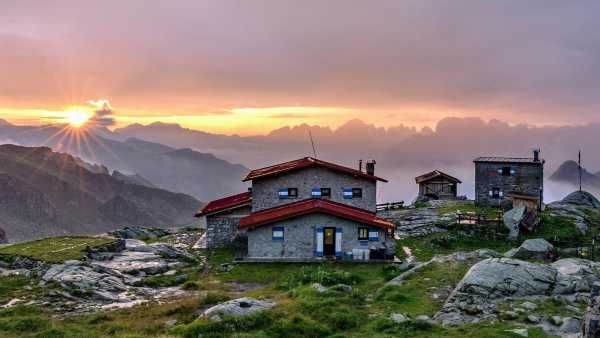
[579,150,582,192]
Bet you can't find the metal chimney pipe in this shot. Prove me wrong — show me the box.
[366,160,376,176]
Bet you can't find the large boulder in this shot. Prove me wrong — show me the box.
[129,243,196,262]
[435,257,594,326]
[562,191,600,209]
[503,206,526,240]
[504,238,554,260]
[202,297,276,321]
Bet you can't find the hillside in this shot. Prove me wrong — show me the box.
[0,145,202,242]
[0,121,249,201]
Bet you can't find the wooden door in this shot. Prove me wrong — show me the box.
[323,227,336,256]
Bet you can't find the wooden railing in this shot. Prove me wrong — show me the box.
[376,201,404,211]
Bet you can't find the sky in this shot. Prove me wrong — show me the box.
[1,1,600,135]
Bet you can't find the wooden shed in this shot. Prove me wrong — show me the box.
[506,191,540,213]
[415,170,462,200]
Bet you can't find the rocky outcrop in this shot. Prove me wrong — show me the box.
[203,297,276,321]
[504,238,554,260]
[562,191,600,209]
[547,191,600,235]
[378,200,468,238]
[583,282,600,337]
[435,257,597,327]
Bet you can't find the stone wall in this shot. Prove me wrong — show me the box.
[205,205,251,249]
[251,167,377,212]
[246,213,394,259]
[475,162,543,208]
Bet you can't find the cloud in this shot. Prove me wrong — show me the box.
[87,99,116,127]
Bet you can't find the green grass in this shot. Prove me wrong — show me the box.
[0,236,116,263]
[0,276,30,304]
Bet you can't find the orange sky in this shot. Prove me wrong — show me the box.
[1,1,599,135]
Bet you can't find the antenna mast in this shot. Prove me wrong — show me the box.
[579,150,582,192]
[308,129,318,158]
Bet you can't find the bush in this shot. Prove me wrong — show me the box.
[0,316,50,333]
[181,281,201,290]
[201,292,230,305]
[381,265,404,281]
[375,285,409,303]
[370,317,433,334]
[266,315,332,338]
[283,267,362,289]
[172,312,273,338]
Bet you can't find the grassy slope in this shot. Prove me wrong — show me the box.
[0,246,556,338]
[0,236,116,263]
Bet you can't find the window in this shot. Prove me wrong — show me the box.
[279,188,298,199]
[272,227,284,240]
[501,167,511,176]
[358,227,368,240]
[490,187,501,199]
[311,187,331,198]
[343,188,363,199]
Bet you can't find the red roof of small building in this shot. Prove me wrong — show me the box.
[238,198,395,231]
[242,157,388,183]
[195,191,252,217]
[415,170,462,184]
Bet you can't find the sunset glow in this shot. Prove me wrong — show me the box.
[66,111,90,128]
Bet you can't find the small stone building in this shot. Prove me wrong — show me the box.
[474,150,544,209]
[195,191,251,249]
[415,170,461,200]
[197,157,396,261]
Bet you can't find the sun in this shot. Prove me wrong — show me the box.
[66,111,90,128]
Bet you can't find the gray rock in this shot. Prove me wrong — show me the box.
[130,243,196,262]
[108,226,170,240]
[312,283,327,293]
[415,315,431,322]
[521,301,538,311]
[203,297,276,321]
[505,238,554,260]
[550,315,563,326]
[390,313,409,324]
[560,317,581,334]
[526,315,540,323]
[331,284,353,293]
[91,251,171,275]
[503,206,526,240]
[562,191,600,209]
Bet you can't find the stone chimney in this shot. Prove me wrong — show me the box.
[533,149,540,162]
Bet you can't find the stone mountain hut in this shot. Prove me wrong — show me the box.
[196,157,396,261]
[474,150,544,210]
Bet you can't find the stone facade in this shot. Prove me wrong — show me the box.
[205,205,251,249]
[251,166,376,212]
[474,161,544,209]
[246,213,394,259]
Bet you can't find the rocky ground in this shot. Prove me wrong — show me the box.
[0,226,205,315]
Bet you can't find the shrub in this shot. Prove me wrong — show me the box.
[201,292,230,305]
[375,285,409,303]
[370,317,433,334]
[283,267,362,289]
[266,315,332,338]
[0,316,50,333]
[181,281,200,290]
[172,312,273,338]
[381,265,404,281]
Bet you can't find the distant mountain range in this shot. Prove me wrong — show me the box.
[549,160,600,191]
[0,144,202,243]
[0,120,249,202]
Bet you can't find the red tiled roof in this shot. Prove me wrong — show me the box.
[242,157,387,183]
[415,170,462,184]
[238,199,395,231]
[195,191,251,217]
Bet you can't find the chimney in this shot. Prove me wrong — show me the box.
[358,159,363,173]
[533,149,540,162]
[366,160,376,176]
